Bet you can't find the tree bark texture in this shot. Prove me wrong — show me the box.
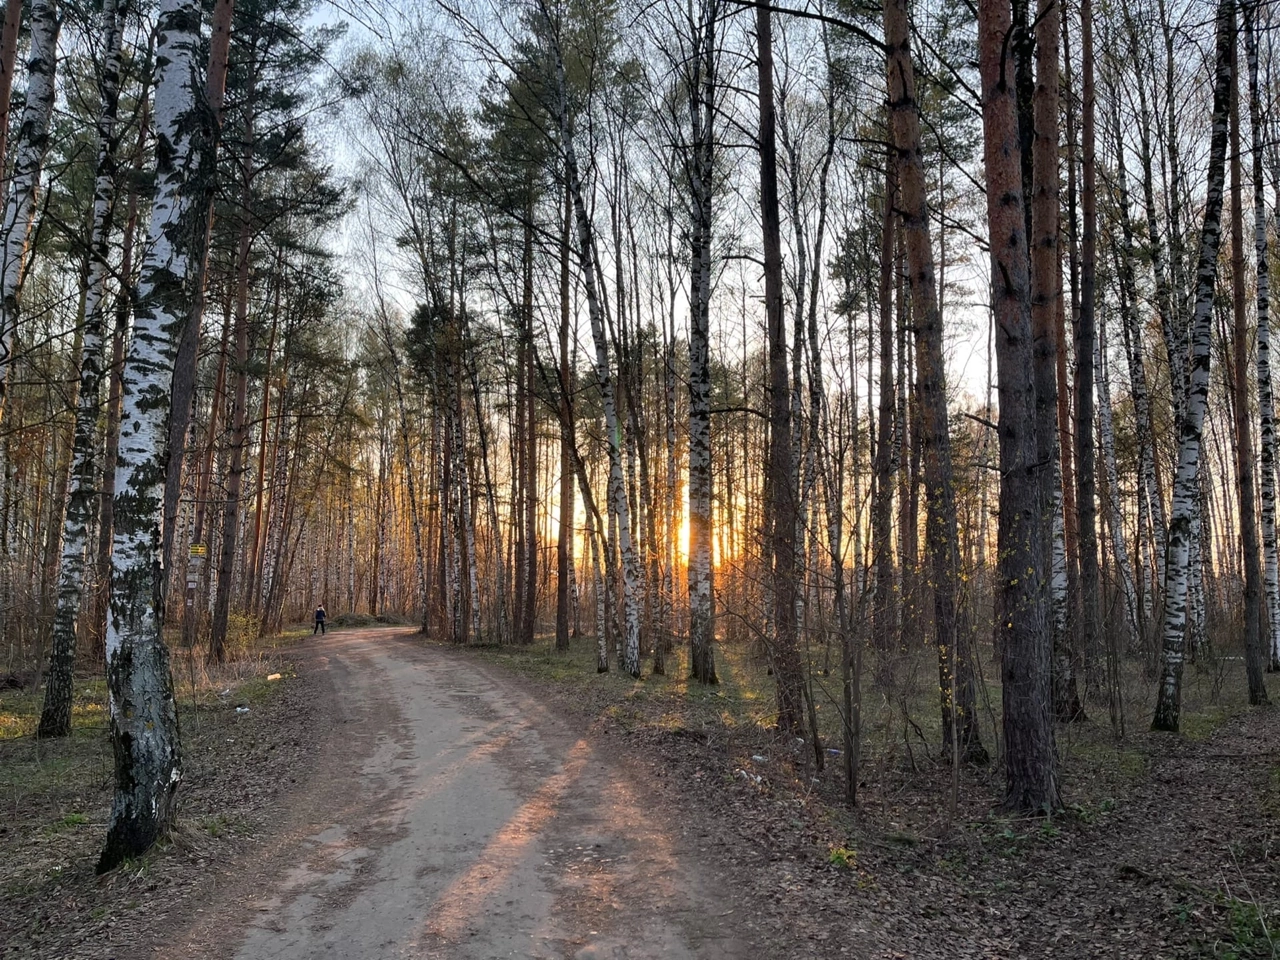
[687,0,718,685]
[1152,0,1232,733]
[756,4,804,731]
[1243,0,1280,672]
[100,0,209,873]
[1074,0,1101,708]
[37,0,124,737]
[1228,17,1269,704]
[885,0,985,761]
[978,0,1060,810]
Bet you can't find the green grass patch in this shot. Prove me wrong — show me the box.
[827,845,857,869]
[43,812,89,835]
[1180,706,1236,742]
[454,632,776,736]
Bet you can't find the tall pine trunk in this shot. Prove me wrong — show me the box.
[978,0,1060,810]
[872,158,897,665]
[208,179,253,664]
[886,0,985,761]
[757,4,804,730]
[1075,0,1101,705]
[556,177,573,653]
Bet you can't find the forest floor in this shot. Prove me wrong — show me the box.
[0,628,324,959]
[463,635,1280,960]
[1,626,764,959]
[2,626,1277,959]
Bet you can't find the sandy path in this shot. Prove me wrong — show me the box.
[177,628,748,960]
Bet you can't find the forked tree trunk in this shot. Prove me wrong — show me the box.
[91,86,149,660]
[100,0,209,873]
[37,0,123,738]
[1152,0,1233,733]
[886,0,985,761]
[978,0,1059,810]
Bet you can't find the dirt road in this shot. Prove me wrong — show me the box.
[174,628,751,960]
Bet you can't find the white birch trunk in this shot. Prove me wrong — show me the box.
[686,6,716,683]
[588,505,607,671]
[1097,309,1140,651]
[548,24,642,678]
[1051,479,1070,643]
[100,0,207,871]
[37,0,121,738]
[449,394,481,642]
[0,0,59,420]
[0,0,59,655]
[1153,0,1232,731]
[1244,2,1280,669]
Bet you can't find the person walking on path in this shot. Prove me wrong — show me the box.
[313,604,327,635]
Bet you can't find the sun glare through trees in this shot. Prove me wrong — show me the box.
[0,0,1276,912]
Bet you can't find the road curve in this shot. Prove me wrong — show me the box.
[184,628,750,960]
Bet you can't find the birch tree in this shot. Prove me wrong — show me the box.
[1028,0,1080,722]
[37,0,125,737]
[1227,15,1268,705]
[0,0,60,647]
[0,0,59,426]
[541,0,643,678]
[99,0,210,872]
[1243,0,1280,671]
[683,0,718,685]
[1151,0,1232,733]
